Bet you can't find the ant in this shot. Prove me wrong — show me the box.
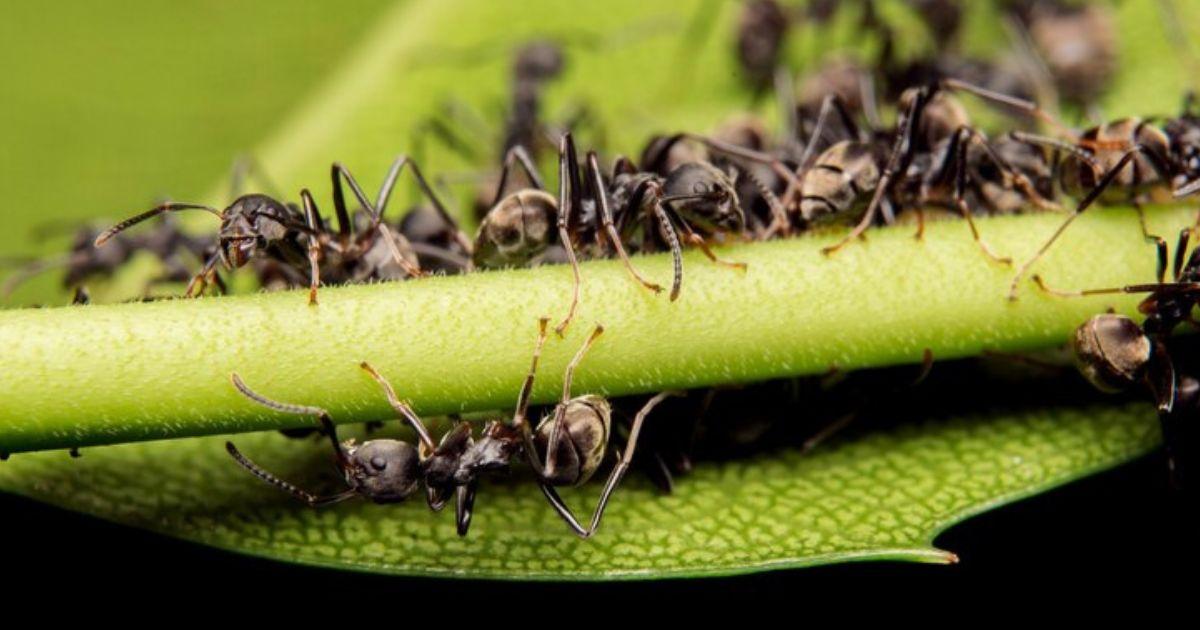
[93,158,457,304]
[597,135,755,301]
[2,217,213,301]
[775,79,1058,261]
[227,318,676,538]
[1007,94,1200,298]
[1062,227,1200,486]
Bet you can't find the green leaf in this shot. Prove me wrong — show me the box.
[0,0,1192,578]
[0,397,1159,579]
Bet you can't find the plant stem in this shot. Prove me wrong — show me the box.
[0,207,1192,453]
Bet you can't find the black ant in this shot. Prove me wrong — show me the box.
[770,79,1058,260]
[227,318,677,538]
[597,137,755,301]
[1007,94,1200,298]
[93,159,456,304]
[2,216,213,301]
[1059,227,1200,486]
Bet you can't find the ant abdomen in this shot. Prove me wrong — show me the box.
[1072,314,1152,394]
[472,189,557,268]
[535,394,611,486]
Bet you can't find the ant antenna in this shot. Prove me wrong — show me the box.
[94,203,222,247]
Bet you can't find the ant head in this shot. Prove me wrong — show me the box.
[472,190,556,269]
[344,439,422,503]
[1072,314,1152,393]
[513,41,564,84]
[220,194,292,268]
[663,162,745,234]
[536,395,611,486]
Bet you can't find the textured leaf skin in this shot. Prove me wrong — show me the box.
[0,401,1157,579]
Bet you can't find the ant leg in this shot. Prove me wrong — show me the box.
[1008,131,1103,176]
[1174,228,1192,280]
[492,145,545,207]
[543,325,604,479]
[411,116,480,165]
[948,129,1012,265]
[941,77,1070,137]
[538,390,679,538]
[71,287,90,305]
[673,212,748,271]
[358,362,436,454]
[299,189,324,306]
[1,254,72,299]
[1009,147,1155,299]
[743,168,790,237]
[95,203,222,247]
[454,480,478,537]
[587,151,664,295]
[554,133,584,336]
[372,155,471,253]
[1147,343,1178,415]
[822,86,930,256]
[332,162,426,278]
[799,95,861,167]
[183,252,222,298]
[1130,202,1171,284]
[963,129,1061,211]
[514,318,551,472]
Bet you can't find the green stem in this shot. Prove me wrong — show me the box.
[0,206,1192,453]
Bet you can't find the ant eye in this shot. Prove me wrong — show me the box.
[370,456,387,471]
[692,181,708,194]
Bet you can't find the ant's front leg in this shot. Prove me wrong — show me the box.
[671,212,748,273]
[183,251,224,298]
